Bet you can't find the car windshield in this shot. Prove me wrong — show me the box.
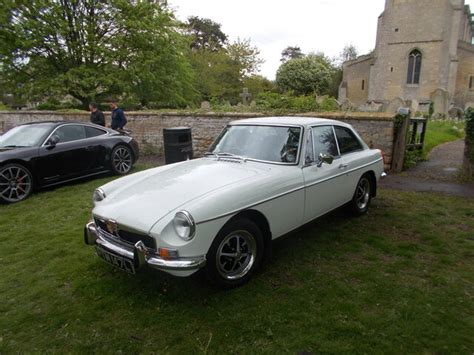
[209,125,302,164]
[0,124,53,148]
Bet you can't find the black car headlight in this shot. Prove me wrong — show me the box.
[173,211,196,241]
[93,188,106,203]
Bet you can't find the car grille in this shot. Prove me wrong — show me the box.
[94,217,157,250]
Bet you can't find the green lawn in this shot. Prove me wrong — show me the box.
[1,168,473,353]
[423,120,465,158]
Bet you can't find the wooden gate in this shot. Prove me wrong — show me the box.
[406,117,428,151]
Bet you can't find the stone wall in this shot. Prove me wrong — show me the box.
[0,111,396,170]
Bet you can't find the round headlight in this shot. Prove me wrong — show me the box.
[173,211,196,241]
[93,188,106,202]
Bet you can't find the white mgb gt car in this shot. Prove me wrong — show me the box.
[85,117,385,288]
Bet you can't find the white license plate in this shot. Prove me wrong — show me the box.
[96,247,136,274]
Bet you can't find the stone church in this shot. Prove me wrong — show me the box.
[338,0,474,116]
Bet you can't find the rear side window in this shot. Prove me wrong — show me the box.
[312,126,338,157]
[85,126,106,138]
[55,125,86,143]
[334,126,363,155]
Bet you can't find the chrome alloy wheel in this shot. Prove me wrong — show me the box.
[355,177,370,210]
[0,165,32,203]
[112,146,132,174]
[216,230,257,280]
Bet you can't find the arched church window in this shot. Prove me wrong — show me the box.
[407,49,422,85]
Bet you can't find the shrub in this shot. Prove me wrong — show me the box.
[255,92,319,112]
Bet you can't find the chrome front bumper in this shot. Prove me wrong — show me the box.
[84,221,206,272]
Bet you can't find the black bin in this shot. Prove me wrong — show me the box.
[163,127,193,164]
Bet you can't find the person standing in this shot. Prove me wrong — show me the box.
[110,100,127,130]
[89,103,105,126]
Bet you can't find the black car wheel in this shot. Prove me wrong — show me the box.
[0,163,33,204]
[111,145,133,175]
[206,218,264,289]
[350,174,372,215]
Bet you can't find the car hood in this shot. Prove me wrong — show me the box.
[93,159,262,232]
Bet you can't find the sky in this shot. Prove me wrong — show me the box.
[168,0,474,80]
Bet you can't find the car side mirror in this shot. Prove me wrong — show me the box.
[47,135,60,147]
[317,153,334,167]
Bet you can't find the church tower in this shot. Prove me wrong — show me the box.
[339,0,474,116]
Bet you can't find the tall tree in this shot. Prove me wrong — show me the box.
[186,16,227,52]
[188,49,241,103]
[227,38,264,77]
[340,44,359,63]
[281,46,304,62]
[276,53,336,95]
[0,0,196,108]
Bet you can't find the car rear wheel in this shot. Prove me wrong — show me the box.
[350,174,372,215]
[111,145,133,175]
[206,218,264,288]
[0,163,34,204]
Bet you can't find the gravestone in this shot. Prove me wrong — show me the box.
[340,98,355,111]
[200,101,211,110]
[358,101,384,112]
[448,106,463,120]
[386,97,406,113]
[239,88,252,106]
[430,88,449,117]
[408,99,419,113]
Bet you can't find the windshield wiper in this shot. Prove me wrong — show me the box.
[1,145,29,148]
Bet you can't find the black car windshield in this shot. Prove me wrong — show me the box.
[0,124,53,148]
[209,125,302,164]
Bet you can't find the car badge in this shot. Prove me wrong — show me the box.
[106,219,118,235]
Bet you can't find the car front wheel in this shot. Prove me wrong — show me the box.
[111,145,133,175]
[350,174,372,215]
[206,218,264,288]
[0,163,34,204]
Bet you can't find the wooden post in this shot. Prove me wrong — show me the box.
[391,113,410,173]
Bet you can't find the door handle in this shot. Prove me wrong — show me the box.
[338,163,348,169]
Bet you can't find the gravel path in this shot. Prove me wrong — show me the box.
[380,139,474,198]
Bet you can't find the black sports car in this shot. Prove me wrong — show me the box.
[0,121,139,204]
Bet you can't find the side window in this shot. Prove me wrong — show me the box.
[334,126,363,155]
[85,126,106,138]
[312,126,338,158]
[54,125,86,143]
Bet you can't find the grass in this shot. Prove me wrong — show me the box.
[1,167,474,353]
[423,120,465,158]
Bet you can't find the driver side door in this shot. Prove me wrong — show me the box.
[302,125,347,223]
[36,124,90,185]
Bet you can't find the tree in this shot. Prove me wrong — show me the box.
[276,53,336,95]
[340,44,359,63]
[0,1,196,108]
[281,46,304,62]
[227,38,264,77]
[188,49,242,103]
[243,75,277,97]
[186,16,228,52]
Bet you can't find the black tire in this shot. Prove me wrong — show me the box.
[206,218,264,289]
[0,163,34,204]
[350,174,372,215]
[110,145,133,175]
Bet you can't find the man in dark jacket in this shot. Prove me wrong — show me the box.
[110,101,127,130]
[89,103,105,126]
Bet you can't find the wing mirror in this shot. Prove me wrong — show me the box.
[47,135,60,147]
[317,153,334,167]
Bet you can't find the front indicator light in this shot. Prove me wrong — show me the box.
[158,248,179,259]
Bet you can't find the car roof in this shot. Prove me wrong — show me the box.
[229,116,351,128]
[20,120,113,131]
